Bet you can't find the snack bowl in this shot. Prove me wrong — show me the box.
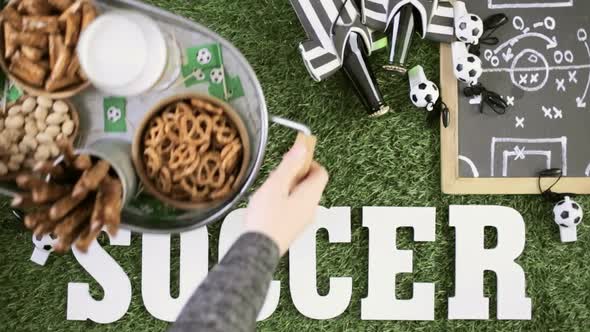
[0,97,80,181]
[0,0,97,98]
[132,93,250,210]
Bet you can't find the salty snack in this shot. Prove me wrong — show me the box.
[0,0,97,93]
[139,97,246,206]
[0,94,77,176]
[15,139,123,253]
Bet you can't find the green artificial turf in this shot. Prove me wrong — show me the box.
[2,0,590,331]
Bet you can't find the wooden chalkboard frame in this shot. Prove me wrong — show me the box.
[439,43,590,194]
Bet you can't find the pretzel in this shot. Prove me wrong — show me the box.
[196,152,225,189]
[168,143,198,170]
[145,117,165,146]
[221,143,241,173]
[157,166,172,193]
[172,155,201,182]
[144,146,161,178]
[190,98,223,115]
[180,175,209,201]
[210,175,235,200]
[212,115,237,145]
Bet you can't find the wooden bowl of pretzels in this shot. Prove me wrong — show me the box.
[132,93,250,210]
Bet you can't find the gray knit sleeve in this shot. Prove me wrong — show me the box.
[169,232,280,332]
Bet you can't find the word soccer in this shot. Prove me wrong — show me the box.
[56,206,532,323]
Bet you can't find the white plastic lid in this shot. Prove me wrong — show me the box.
[77,10,168,96]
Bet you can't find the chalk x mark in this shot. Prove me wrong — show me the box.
[556,78,566,92]
[515,116,525,128]
[542,106,553,118]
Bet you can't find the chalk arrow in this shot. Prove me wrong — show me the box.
[547,36,558,49]
[576,97,587,108]
[502,48,514,62]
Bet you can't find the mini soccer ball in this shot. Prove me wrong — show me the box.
[197,48,212,65]
[454,54,482,85]
[107,106,122,122]
[553,196,583,242]
[209,68,224,84]
[455,14,484,44]
[410,81,439,111]
[194,69,206,81]
[31,233,58,266]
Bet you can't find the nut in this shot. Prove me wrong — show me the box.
[5,115,25,129]
[48,142,59,157]
[37,96,53,108]
[24,120,38,135]
[10,153,25,165]
[45,125,60,138]
[22,135,38,150]
[22,97,37,113]
[9,144,19,155]
[36,120,47,131]
[7,161,20,171]
[46,113,64,125]
[24,157,36,169]
[34,145,50,161]
[8,105,22,116]
[36,132,52,144]
[0,118,4,131]
[52,100,69,114]
[34,106,48,121]
[0,162,7,175]
[61,120,74,136]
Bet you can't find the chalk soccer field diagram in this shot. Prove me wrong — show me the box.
[457,1,590,178]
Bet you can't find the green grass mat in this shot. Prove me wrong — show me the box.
[1,0,590,331]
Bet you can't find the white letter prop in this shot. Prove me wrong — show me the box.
[361,207,435,320]
[141,227,209,322]
[219,208,280,321]
[67,228,132,323]
[448,205,532,320]
[289,206,352,319]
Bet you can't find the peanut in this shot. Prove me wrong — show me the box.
[36,132,52,144]
[45,125,61,138]
[22,97,37,113]
[0,162,7,175]
[61,120,74,136]
[52,100,69,114]
[48,142,59,157]
[10,153,25,165]
[36,120,47,131]
[37,96,53,108]
[0,118,4,131]
[34,106,48,121]
[46,113,64,125]
[10,144,19,155]
[7,161,20,171]
[8,105,22,116]
[34,145,51,161]
[5,115,25,129]
[25,120,38,136]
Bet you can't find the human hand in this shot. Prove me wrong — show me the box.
[244,140,329,256]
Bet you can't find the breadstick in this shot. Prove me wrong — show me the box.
[58,0,83,21]
[4,23,18,58]
[54,221,90,253]
[56,137,75,165]
[21,45,44,61]
[53,198,92,239]
[15,31,48,49]
[50,45,71,79]
[75,221,101,252]
[34,160,65,178]
[32,182,71,203]
[64,12,81,47]
[81,2,96,31]
[73,154,91,170]
[16,173,45,189]
[89,179,106,230]
[72,160,110,198]
[2,6,23,30]
[101,176,122,236]
[49,190,87,220]
[48,34,62,69]
[24,209,48,230]
[22,15,59,33]
[11,193,34,208]
[19,0,53,16]
[9,51,47,87]
[48,0,74,11]
[45,75,79,91]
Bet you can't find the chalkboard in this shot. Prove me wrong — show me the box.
[440,0,590,194]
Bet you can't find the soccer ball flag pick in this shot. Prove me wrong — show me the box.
[452,0,484,45]
[31,233,58,266]
[553,196,583,243]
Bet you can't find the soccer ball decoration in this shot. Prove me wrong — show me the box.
[209,68,224,84]
[408,65,439,111]
[31,233,58,266]
[453,1,483,44]
[107,106,122,123]
[553,196,583,243]
[197,48,212,65]
[451,41,482,85]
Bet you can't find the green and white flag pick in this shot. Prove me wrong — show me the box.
[186,43,223,70]
[103,97,127,133]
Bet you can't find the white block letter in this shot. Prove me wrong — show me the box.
[448,205,531,320]
[289,206,352,319]
[141,227,209,322]
[219,208,280,321]
[361,207,435,320]
[67,228,131,323]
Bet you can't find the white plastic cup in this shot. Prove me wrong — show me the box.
[77,10,181,96]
